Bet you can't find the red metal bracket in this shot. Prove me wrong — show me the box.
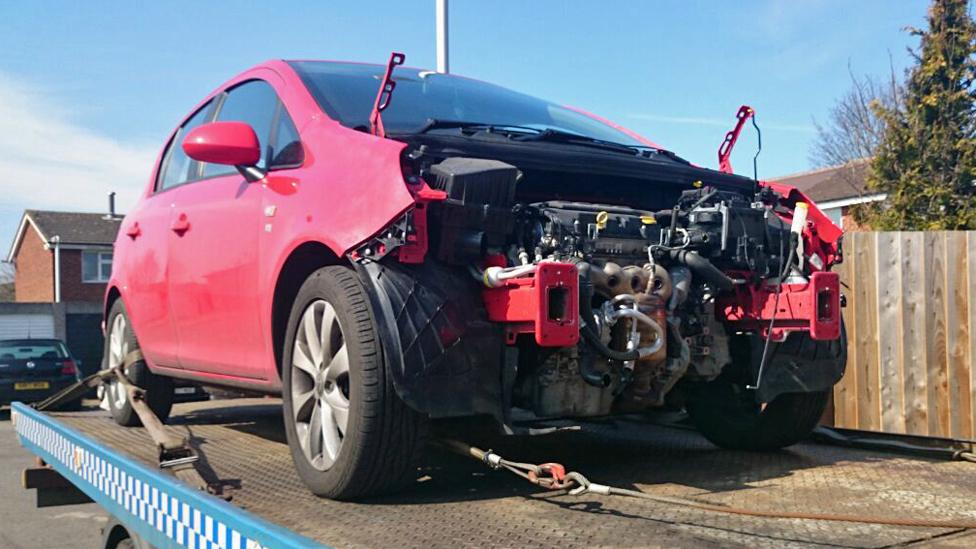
[482,262,580,347]
[396,186,446,264]
[719,271,841,341]
[717,105,754,174]
[369,52,406,138]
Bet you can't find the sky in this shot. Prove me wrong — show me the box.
[0,1,929,257]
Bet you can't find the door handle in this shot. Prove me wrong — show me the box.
[171,213,190,234]
[125,222,141,239]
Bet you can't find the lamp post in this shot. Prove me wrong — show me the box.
[436,0,449,73]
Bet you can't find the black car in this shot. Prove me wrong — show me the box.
[0,338,82,409]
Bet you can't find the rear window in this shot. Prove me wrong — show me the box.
[0,341,68,360]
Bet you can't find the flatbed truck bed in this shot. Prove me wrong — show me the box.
[11,398,976,548]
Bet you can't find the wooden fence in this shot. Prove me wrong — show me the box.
[831,231,976,439]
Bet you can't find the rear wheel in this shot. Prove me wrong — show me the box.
[104,300,174,427]
[282,266,426,500]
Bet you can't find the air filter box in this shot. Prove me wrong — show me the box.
[427,157,519,207]
[425,157,519,265]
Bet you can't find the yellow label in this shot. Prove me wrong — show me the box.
[640,215,656,225]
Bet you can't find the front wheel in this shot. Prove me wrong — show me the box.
[281,266,426,500]
[686,381,829,451]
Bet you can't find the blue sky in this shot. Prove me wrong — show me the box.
[0,1,927,257]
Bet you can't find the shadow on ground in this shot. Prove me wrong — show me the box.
[163,399,898,508]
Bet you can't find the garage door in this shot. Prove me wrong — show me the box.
[0,314,56,340]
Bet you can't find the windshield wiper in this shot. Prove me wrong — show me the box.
[512,128,645,155]
[412,119,542,136]
[407,119,688,162]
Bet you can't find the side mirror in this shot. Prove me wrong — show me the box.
[182,122,264,181]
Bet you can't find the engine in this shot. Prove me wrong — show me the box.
[401,156,833,420]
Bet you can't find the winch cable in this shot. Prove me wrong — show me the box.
[439,439,976,530]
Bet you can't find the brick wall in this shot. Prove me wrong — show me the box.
[14,226,108,303]
[840,206,871,232]
[60,249,108,302]
[14,226,53,302]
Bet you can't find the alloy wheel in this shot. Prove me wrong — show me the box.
[291,299,351,471]
[107,313,129,410]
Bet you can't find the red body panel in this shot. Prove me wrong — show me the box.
[108,61,416,389]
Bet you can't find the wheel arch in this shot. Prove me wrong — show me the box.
[103,285,122,323]
[271,241,346,379]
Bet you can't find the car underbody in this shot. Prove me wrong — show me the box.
[352,133,846,429]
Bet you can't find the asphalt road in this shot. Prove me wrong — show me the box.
[0,406,106,549]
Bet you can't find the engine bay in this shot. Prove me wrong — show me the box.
[361,150,843,421]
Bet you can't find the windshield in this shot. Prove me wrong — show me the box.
[289,61,646,146]
[0,340,68,360]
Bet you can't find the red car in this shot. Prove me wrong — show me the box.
[105,55,846,499]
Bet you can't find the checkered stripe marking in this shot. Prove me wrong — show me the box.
[14,411,269,549]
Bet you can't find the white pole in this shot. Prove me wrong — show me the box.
[436,0,449,73]
[52,235,61,303]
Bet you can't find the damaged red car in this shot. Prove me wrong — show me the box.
[105,54,846,499]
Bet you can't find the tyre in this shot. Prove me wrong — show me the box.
[686,382,829,451]
[104,300,174,427]
[281,266,426,500]
[685,329,836,451]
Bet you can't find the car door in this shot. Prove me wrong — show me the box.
[165,79,281,379]
[121,100,216,369]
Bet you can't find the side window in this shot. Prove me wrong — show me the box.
[269,108,304,168]
[157,100,214,191]
[201,80,279,179]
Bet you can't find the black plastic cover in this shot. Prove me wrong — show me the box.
[427,157,519,207]
[354,259,506,419]
[749,321,848,403]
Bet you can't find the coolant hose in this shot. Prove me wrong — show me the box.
[578,352,613,387]
[666,249,734,293]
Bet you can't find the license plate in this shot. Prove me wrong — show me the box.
[174,387,196,395]
[14,381,50,391]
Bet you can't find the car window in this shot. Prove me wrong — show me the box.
[201,80,279,178]
[0,340,68,360]
[157,100,215,191]
[269,106,304,168]
[289,61,645,147]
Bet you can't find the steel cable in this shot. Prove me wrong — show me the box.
[441,440,976,530]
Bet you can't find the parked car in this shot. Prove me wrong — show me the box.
[0,338,83,409]
[105,56,846,499]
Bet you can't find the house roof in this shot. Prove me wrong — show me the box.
[770,159,879,204]
[6,210,122,262]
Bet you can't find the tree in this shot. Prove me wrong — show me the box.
[810,70,899,170]
[867,0,976,230]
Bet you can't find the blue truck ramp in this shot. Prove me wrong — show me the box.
[11,398,976,548]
